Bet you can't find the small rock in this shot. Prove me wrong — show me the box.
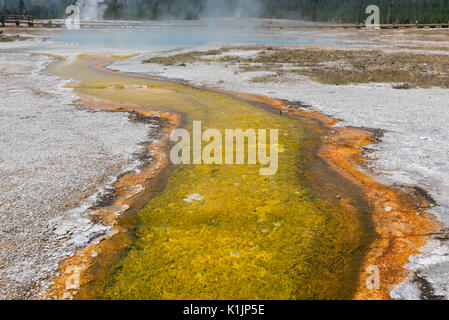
[120,204,130,212]
[183,193,204,203]
[126,184,145,198]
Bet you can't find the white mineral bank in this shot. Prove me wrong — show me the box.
[110,48,449,300]
[0,53,151,299]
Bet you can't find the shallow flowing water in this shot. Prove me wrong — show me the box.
[47,56,374,300]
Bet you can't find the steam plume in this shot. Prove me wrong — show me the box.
[77,0,106,20]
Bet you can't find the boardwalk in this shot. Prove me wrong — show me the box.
[1,15,34,27]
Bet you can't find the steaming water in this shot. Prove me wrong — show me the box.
[50,28,336,53]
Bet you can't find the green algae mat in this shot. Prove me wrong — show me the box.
[48,56,374,300]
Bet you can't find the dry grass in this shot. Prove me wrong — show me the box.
[142,46,269,65]
[142,49,230,65]
[233,48,449,88]
[144,45,449,88]
[251,74,280,83]
[295,50,449,88]
[0,35,31,42]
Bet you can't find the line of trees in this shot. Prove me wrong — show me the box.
[262,0,449,24]
[1,0,449,24]
[0,0,67,18]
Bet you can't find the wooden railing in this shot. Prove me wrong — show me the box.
[261,22,449,29]
[1,15,34,27]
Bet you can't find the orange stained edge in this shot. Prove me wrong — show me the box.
[214,90,440,300]
[45,89,180,300]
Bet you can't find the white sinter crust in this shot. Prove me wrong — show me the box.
[0,53,152,299]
